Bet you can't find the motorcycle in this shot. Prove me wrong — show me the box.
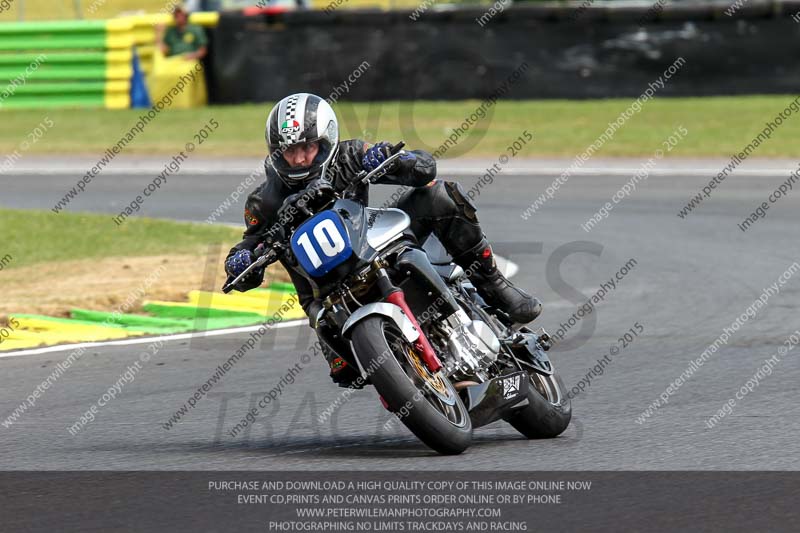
[224,147,571,455]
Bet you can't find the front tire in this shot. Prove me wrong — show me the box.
[504,372,571,438]
[350,317,473,455]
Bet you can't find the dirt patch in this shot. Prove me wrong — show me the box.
[0,251,292,321]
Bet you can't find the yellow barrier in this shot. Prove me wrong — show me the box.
[148,51,207,108]
[105,18,135,49]
[126,12,219,75]
[125,12,217,108]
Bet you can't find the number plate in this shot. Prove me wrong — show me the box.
[290,211,353,277]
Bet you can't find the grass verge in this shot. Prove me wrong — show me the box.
[0,209,290,318]
[0,208,240,269]
[2,96,799,159]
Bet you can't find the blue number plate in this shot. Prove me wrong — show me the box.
[290,211,353,277]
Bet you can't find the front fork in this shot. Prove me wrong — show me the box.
[375,268,443,373]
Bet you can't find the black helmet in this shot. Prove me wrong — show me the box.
[265,93,339,188]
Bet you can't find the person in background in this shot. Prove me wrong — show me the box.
[157,5,208,60]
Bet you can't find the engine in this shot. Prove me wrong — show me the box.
[437,309,501,380]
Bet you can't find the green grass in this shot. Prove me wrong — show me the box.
[2,96,799,158]
[0,208,240,270]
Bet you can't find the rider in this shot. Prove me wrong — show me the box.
[224,93,541,385]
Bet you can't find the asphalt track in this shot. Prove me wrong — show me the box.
[1,158,799,470]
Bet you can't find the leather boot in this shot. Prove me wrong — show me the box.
[454,240,542,324]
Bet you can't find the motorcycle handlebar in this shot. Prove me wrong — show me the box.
[352,144,407,189]
[223,141,408,293]
[221,249,277,294]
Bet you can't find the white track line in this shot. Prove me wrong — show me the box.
[0,257,520,360]
[0,320,307,359]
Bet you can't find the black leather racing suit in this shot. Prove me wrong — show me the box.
[226,139,487,322]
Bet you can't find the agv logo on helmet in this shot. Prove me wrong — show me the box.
[281,120,300,135]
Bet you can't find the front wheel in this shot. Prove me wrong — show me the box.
[503,371,571,439]
[350,317,472,455]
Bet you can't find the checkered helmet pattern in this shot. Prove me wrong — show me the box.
[265,93,340,187]
[281,95,302,145]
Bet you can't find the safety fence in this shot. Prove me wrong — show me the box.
[5,1,800,106]
[211,1,800,102]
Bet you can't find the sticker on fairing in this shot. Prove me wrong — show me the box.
[500,374,522,400]
[290,210,353,277]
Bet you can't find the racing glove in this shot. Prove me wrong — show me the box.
[362,141,416,173]
[224,248,268,292]
[362,142,392,171]
[225,249,254,278]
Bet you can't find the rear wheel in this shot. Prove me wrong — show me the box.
[350,317,472,455]
[503,371,571,438]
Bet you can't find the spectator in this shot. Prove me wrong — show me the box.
[157,6,208,60]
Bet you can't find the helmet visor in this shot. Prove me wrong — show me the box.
[270,138,334,185]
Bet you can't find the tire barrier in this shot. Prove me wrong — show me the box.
[0,20,133,108]
[0,12,218,109]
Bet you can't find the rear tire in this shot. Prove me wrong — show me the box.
[350,317,473,455]
[504,372,571,438]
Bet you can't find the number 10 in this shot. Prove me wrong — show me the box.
[295,219,346,268]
